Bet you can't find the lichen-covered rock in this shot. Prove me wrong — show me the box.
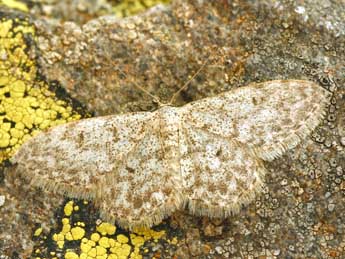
[35,0,248,115]
[34,0,345,117]
[1,0,345,258]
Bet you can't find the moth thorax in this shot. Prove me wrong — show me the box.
[157,106,180,160]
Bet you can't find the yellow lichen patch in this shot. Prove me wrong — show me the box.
[33,227,43,237]
[132,226,166,242]
[64,201,74,216]
[117,234,129,244]
[111,0,171,17]
[61,219,71,234]
[64,251,79,259]
[96,222,117,236]
[0,0,28,12]
[91,232,101,242]
[52,232,65,249]
[48,200,174,259]
[70,226,85,240]
[1,12,177,259]
[0,17,81,163]
[98,236,110,248]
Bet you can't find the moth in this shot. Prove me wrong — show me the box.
[11,79,330,229]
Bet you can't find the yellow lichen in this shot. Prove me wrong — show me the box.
[0,17,81,163]
[77,221,85,227]
[33,227,43,237]
[96,222,116,236]
[65,232,73,241]
[133,227,165,241]
[87,239,96,247]
[64,201,74,216]
[117,234,129,244]
[70,226,85,240]
[48,200,175,258]
[130,234,145,247]
[98,237,110,248]
[110,243,131,258]
[56,240,64,249]
[80,242,92,253]
[96,245,107,256]
[0,0,28,12]
[52,233,65,249]
[64,251,79,259]
[91,233,101,242]
[87,248,97,257]
[62,223,71,234]
[0,10,176,259]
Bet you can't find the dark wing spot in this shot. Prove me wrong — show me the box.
[133,197,143,210]
[216,148,222,157]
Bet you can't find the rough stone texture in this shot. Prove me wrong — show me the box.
[34,1,244,115]
[1,0,345,258]
[29,0,113,24]
[32,0,345,258]
[33,0,345,116]
[25,0,171,24]
[0,166,64,257]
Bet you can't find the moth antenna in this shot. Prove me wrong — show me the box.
[169,56,211,105]
[117,69,163,106]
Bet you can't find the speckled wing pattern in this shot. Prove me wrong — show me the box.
[11,113,155,199]
[181,80,330,162]
[178,127,266,218]
[98,108,184,228]
[179,80,330,218]
[11,80,330,228]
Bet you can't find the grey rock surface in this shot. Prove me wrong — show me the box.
[2,0,345,258]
